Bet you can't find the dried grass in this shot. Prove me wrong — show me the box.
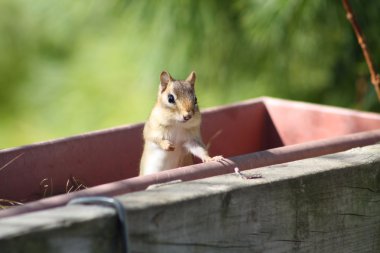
[0,199,24,210]
[66,176,87,193]
[0,175,88,210]
[0,153,24,172]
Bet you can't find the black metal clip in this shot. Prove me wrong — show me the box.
[68,196,129,253]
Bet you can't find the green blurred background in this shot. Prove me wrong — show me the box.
[1,0,380,149]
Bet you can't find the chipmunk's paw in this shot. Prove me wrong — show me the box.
[203,155,224,163]
[161,140,175,151]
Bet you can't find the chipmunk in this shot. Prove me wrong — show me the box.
[139,71,223,175]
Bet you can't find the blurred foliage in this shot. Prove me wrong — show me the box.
[0,0,380,148]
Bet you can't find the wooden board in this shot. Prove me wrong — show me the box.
[1,144,380,253]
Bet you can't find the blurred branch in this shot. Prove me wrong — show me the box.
[342,0,380,101]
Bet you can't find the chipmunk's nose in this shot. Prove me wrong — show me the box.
[183,114,192,121]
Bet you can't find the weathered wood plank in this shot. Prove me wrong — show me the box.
[123,145,380,253]
[1,145,380,253]
[0,206,123,253]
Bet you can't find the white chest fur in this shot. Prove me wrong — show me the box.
[140,124,193,175]
[141,140,188,175]
[165,125,189,145]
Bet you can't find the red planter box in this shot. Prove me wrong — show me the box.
[1,97,380,218]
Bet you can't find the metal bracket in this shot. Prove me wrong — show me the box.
[67,196,129,253]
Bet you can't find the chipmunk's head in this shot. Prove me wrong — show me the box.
[158,70,199,123]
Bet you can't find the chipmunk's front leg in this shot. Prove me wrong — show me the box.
[157,139,175,151]
[184,139,223,162]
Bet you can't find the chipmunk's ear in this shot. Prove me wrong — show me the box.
[160,71,173,93]
[186,71,196,87]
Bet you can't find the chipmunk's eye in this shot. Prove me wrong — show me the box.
[168,94,175,104]
[194,96,198,105]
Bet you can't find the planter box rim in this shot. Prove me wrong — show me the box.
[1,96,380,219]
